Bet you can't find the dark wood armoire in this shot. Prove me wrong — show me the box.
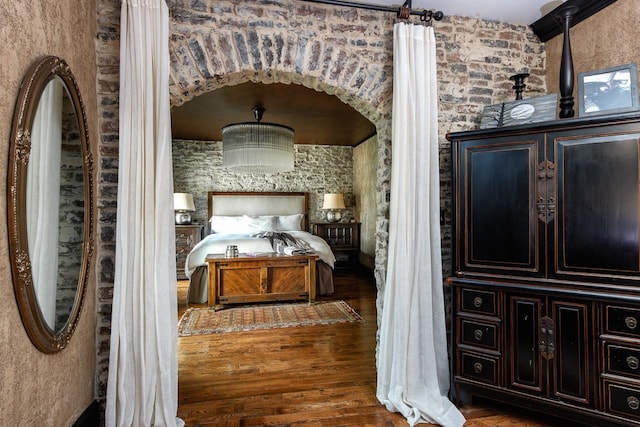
[447,112,640,426]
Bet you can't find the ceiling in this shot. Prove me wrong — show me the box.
[171,82,377,146]
[362,0,565,25]
[170,0,566,146]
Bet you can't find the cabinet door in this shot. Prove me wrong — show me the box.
[453,135,545,278]
[508,295,593,406]
[508,295,544,394]
[550,300,593,406]
[551,127,640,283]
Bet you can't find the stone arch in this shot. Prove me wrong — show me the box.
[167,0,395,294]
[168,25,392,121]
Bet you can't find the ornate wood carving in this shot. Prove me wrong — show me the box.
[540,316,555,360]
[558,5,579,119]
[537,160,556,223]
[15,128,31,164]
[531,0,618,43]
[7,56,94,353]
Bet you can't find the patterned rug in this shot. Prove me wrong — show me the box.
[178,300,364,336]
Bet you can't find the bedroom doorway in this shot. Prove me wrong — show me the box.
[170,79,382,424]
[165,1,392,421]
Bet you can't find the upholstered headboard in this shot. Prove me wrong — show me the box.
[207,192,309,231]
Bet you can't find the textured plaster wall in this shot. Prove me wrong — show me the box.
[354,136,377,268]
[545,0,640,100]
[0,0,98,425]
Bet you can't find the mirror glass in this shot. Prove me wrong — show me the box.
[8,56,93,353]
[27,76,84,332]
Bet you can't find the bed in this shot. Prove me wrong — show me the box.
[185,191,336,304]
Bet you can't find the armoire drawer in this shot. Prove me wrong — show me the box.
[604,380,640,422]
[460,288,497,316]
[605,306,640,339]
[604,342,640,380]
[460,319,499,350]
[458,351,499,385]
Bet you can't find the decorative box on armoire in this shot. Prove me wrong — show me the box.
[447,112,640,427]
[175,224,203,280]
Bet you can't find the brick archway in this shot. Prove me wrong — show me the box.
[168,0,396,291]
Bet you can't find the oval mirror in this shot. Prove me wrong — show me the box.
[8,56,94,353]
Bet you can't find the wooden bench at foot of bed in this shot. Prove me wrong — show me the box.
[205,252,318,310]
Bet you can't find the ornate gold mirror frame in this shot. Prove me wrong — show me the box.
[8,56,94,353]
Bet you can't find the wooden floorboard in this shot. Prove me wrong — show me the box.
[177,269,581,426]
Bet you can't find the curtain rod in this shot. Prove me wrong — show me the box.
[302,0,444,21]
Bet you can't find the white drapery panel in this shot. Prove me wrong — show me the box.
[106,1,182,426]
[376,23,465,427]
[27,79,63,329]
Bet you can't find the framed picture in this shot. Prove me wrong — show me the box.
[480,94,557,129]
[578,63,640,117]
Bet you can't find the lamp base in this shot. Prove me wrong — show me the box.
[326,210,342,223]
[175,212,192,225]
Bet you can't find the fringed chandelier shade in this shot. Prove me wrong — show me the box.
[222,106,295,173]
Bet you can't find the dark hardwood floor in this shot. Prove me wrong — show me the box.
[176,269,582,426]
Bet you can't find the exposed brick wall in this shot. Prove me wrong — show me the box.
[95,0,120,401]
[94,0,547,400]
[57,93,86,330]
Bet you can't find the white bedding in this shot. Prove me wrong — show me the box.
[185,230,336,278]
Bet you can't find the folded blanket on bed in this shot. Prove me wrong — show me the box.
[253,231,316,255]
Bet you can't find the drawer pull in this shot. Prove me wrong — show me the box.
[473,296,483,308]
[473,362,483,374]
[474,329,484,340]
[628,356,640,370]
[626,316,638,330]
[628,396,640,411]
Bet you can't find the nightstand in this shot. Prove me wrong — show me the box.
[313,222,360,270]
[175,224,204,280]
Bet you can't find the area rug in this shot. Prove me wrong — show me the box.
[178,300,364,337]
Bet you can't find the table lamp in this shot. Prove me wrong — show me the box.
[322,193,345,223]
[174,193,195,224]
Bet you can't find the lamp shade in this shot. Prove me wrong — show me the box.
[322,193,345,210]
[222,107,294,173]
[173,193,195,211]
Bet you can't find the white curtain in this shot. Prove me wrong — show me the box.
[376,23,465,427]
[105,1,183,426]
[27,79,63,329]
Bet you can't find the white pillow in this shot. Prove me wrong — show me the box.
[209,215,249,234]
[244,215,277,232]
[276,214,304,231]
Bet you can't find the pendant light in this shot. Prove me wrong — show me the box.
[222,106,294,173]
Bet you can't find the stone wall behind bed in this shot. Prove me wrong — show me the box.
[172,139,356,231]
